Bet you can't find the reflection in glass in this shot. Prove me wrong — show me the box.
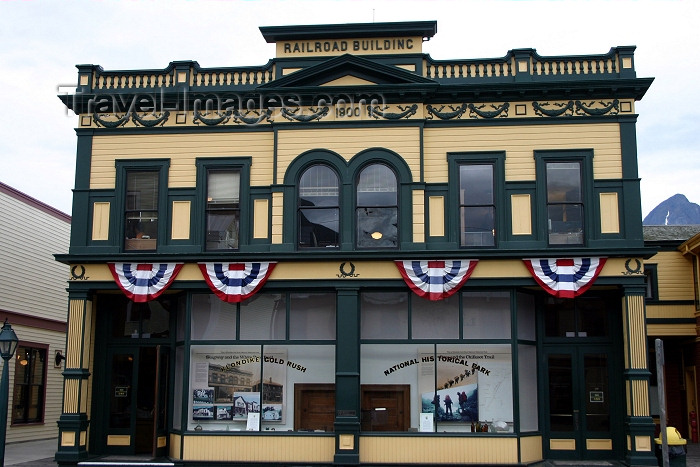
[361,292,408,339]
[548,353,574,431]
[462,291,511,339]
[459,164,495,247]
[299,165,340,248]
[546,161,583,245]
[290,293,336,340]
[240,293,286,340]
[356,164,398,248]
[411,295,459,339]
[206,170,240,250]
[125,170,159,250]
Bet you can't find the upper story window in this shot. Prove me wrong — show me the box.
[448,152,504,248]
[298,165,340,249]
[197,157,250,252]
[546,161,583,245]
[206,169,240,250]
[459,164,495,247]
[356,163,398,248]
[125,170,159,251]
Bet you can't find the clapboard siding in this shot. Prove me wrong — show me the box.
[423,123,622,183]
[0,192,70,321]
[90,132,275,188]
[0,186,69,443]
[649,251,695,301]
[276,127,421,184]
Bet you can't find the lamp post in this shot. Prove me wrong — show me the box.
[0,319,19,466]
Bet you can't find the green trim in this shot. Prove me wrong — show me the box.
[195,157,252,252]
[447,151,506,248]
[535,150,594,248]
[643,264,659,301]
[259,21,438,43]
[115,159,170,253]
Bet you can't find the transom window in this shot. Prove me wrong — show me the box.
[206,169,240,250]
[356,163,398,248]
[298,165,340,248]
[546,161,583,245]
[459,164,495,246]
[124,170,159,251]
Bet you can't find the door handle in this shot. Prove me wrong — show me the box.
[573,409,580,430]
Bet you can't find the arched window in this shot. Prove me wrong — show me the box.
[298,165,340,248]
[356,163,398,248]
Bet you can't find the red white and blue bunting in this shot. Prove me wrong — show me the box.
[523,257,607,298]
[108,263,183,303]
[395,260,478,301]
[199,262,277,303]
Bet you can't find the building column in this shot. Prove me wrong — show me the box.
[55,292,93,467]
[334,288,360,465]
[622,285,657,466]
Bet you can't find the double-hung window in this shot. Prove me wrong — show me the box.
[298,165,340,248]
[459,164,495,247]
[124,170,159,251]
[206,169,240,250]
[545,161,584,245]
[449,152,503,248]
[356,163,398,248]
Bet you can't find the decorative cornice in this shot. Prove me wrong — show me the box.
[467,102,509,119]
[281,106,329,122]
[369,103,418,120]
[93,111,170,128]
[426,103,468,120]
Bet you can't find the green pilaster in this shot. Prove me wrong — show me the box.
[622,284,657,466]
[334,288,360,464]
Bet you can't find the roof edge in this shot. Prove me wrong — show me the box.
[259,21,437,43]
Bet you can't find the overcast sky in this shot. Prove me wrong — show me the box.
[1,0,697,218]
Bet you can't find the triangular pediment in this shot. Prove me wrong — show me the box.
[259,54,436,89]
[321,75,377,86]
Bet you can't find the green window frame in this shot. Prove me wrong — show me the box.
[448,152,505,248]
[116,159,169,252]
[535,151,593,247]
[196,157,251,252]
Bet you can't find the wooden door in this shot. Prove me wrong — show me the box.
[295,384,335,432]
[361,384,410,432]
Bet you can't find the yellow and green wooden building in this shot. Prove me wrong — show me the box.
[55,21,658,466]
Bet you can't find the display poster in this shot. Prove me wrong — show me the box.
[190,348,286,426]
[418,348,512,425]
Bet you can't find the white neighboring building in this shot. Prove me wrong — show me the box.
[0,182,70,443]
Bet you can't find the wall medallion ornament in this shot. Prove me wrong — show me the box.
[623,258,643,275]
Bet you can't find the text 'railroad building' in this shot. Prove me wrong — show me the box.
[55,21,656,466]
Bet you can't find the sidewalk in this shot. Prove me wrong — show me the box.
[4,437,700,466]
[4,438,57,466]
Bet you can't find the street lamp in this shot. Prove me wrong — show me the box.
[0,319,19,466]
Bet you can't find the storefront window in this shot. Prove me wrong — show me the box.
[239,293,286,340]
[360,343,514,433]
[411,295,458,339]
[462,291,511,339]
[191,294,237,340]
[187,344,335,431]
[289,293,336,340]
[361,292,408,339]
